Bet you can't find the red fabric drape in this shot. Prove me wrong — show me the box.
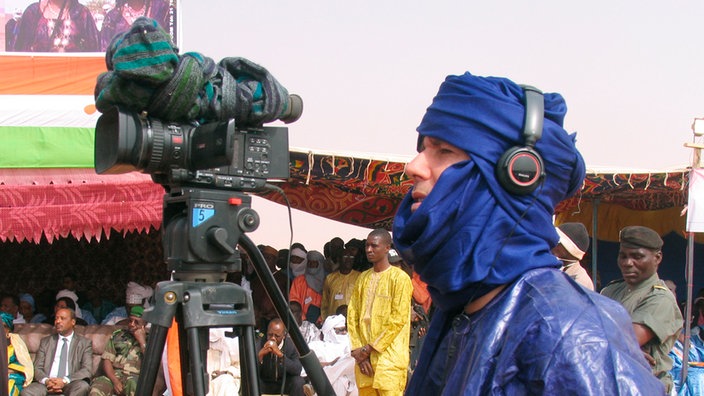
[0,168,163,243]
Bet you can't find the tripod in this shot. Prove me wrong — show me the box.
[135,187,334,396]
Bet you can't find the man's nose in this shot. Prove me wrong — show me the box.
[405,152,429,180]
[620,259,633,267]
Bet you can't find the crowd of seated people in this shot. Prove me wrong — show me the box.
[0,234,429,395]
[5,227,694,395]
[0,277,156,396]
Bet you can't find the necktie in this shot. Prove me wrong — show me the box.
[57,337,68,378]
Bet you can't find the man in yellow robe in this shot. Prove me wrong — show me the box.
[348,228,413,396]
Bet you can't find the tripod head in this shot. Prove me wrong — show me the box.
[163,187,260,282]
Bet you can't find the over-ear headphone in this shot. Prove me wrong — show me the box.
[496,85,546,195]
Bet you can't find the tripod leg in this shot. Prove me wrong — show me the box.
[136,324,169,396]
[239,326,260,396]
[186,327,208,396]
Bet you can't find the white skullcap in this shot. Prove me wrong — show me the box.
[56,289,82,318]
[125,282,153,307]
[56,289,78,302]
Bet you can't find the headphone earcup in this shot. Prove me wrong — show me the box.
[496,146,545,195]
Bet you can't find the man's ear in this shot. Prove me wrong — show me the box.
[655,250,663,265]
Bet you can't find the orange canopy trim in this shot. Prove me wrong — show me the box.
[555,170,691,242]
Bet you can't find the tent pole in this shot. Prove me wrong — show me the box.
[682,231,694,385]
[681,133,703,388]
[591,198,599,290]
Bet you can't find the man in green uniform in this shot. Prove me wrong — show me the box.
[89,306,147,396]
[601,225,683,394]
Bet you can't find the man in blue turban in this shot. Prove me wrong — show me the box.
[393,72,664,395]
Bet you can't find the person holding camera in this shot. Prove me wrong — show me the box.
[392,71,664,394]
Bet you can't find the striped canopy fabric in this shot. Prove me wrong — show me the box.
[0,168,163,243]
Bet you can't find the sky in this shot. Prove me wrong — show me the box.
[176,1,704,251]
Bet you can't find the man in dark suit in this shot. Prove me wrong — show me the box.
[22,307,93,396]
[257,318,305,396]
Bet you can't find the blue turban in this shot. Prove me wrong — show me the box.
[1,311,13,332]
[19,293,35,313]
[393,72,586,312]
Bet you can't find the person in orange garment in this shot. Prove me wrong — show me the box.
[289,250,325,325]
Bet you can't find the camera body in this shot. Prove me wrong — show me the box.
[94,106,289,191]
[94,105,292,279]
[164,125,289,191]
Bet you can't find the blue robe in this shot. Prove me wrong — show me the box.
[406,268,665,395]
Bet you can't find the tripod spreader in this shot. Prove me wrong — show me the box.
[137,281,260,396]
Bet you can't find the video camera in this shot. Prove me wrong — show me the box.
[93,21,335,393]
[93,94,302,191]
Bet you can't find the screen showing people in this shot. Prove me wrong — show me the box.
[3,0,177,53]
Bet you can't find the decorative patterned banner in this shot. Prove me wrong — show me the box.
[0,150,692,244]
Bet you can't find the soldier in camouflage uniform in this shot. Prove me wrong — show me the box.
[601,226,683,394]
[89,306,147,396]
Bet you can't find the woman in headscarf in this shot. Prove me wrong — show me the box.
[55,289,97,325]
[43,296,88,326]
[13,0,100,52]
[99,0,173,51]
[1,311,33,396]
[288,250,326,325]
[18,293,46,324]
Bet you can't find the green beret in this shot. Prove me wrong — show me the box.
[129,306,144,318]
[619,226,663,250]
